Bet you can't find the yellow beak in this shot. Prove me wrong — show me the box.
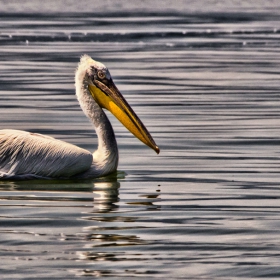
[88,79,160,154]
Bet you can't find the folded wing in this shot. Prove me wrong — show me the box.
[0,129,93,179]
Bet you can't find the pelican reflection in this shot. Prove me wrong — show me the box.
[91,180,120,212]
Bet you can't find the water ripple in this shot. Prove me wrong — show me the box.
[1,2,280,279]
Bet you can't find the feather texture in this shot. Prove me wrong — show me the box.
[0,55,142,179]
[0,129,93,179]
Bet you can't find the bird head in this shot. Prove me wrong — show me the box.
[80,55,160,154]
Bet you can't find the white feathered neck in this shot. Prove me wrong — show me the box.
[74,55,118,178]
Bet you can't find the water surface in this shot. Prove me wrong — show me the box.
[0,0,280,279]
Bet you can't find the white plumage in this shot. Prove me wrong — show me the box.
[0,55,159,180]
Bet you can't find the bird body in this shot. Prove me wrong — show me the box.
[0,55,159,180]
[0,129,92,179]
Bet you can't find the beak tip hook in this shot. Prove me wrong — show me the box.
[155,146,160,154]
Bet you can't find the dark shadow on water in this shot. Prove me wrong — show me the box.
[0,170,126,192]
[0,171,123,210]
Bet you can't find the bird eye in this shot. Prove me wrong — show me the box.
[97,71,106,80]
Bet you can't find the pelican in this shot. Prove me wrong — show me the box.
[0,55,159,180]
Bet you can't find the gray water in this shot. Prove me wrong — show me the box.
[1,0,280,279]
